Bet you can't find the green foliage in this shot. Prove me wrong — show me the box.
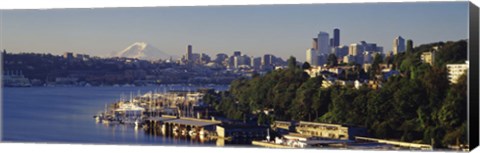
[406,39,414,54]
[302,62,311,70]
[202,40,468,148]
[434,40,468,68]
[327,54,338,67]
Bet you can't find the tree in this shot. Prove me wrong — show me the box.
[287,56,297,70]
[406,39,414,54]
[438,73,467,130]
[302,62,311,70]
[369,54,383,79]
[327,54,338,67]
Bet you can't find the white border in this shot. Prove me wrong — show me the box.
[0,0,475,9]
[0,0,478,153]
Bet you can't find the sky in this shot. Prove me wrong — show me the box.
[0,2,469,61]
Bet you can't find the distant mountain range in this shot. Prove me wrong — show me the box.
[114,42,175,61]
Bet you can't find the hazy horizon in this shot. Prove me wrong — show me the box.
[0,2,469,61]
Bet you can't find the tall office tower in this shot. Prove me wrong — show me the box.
[252,57,262,70]
[262,54,273,66]
[333,28,340,47]
[393,36,405,55]
[312,38,318,50]
[334,45,349,58]
[317,31,330,55]
[186,45,193,62]
[329,38,334,47]
[233,51,242,57]
[349,43,363,56]
[306,48,318,66]
[215,53,229,64]
[234,55,249,68]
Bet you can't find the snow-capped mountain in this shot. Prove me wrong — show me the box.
[115,42,172,61]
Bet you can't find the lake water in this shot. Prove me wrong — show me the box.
[2,85,228,146]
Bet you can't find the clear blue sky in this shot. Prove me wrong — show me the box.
[1,2,469,61]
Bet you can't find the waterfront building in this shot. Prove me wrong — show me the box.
[446,61,468,84]
[306,48,318,66]
[2,70,31,87]
[272,121,368,140]
[393,36,405,55]
[216,124,269,140]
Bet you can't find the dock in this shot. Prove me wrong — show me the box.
[355,136,433,150]
[252,141,295,149]
[144,115,221,137]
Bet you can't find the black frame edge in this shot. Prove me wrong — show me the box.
[469,1,479,151]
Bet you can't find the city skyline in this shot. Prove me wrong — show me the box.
[1,2,469,61]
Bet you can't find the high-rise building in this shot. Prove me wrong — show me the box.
[234,55,251,68]
[252,57,262,70]
[312,38,318,50]
[306,48,318,66]
[333,28,340,47]
[348,43,363,56]
[233,51,242,57]
[63,52,74,60]
[262,54,273,66]
[186,45,193,62]
[317,31,330,55]
[334,45,349,58]
[393,36,405,55]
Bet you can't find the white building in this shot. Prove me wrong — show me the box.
[393,36,405,55]
[446,61,468,84]
[421,51,435,65]
[304,66,322,78]
[306,48,318,66]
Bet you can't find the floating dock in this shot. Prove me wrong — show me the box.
[355,136,433,150]
[252,141,295,149]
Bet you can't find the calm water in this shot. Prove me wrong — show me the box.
[2,85,228,146]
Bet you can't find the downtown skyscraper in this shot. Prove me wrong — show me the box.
[393,36,405,55]
[317,31,330,55]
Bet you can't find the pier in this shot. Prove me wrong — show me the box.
[252,141,295,148]
[355,136,433,150]
[144,115,221,137]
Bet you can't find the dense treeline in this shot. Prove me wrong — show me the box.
[203,40,468,148]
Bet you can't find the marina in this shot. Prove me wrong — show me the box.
[88,86,437,150]
[3,85,225,146]
[92,86,232,144]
